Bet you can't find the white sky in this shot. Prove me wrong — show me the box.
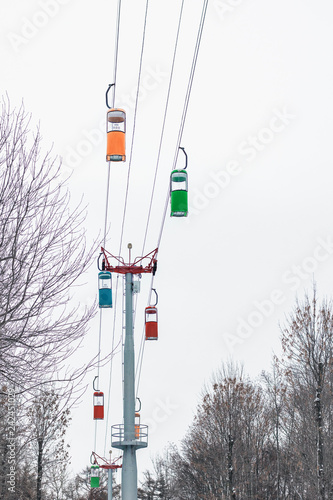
[2,0,333,484]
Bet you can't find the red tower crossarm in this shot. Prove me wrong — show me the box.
[101,247,158,275]
[91,451,122,470]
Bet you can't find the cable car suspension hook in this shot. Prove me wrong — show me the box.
[179,146,188,169]
[106,83,115,109]
[152,288,158,306]
[97,252,106,271]
[135,397,142,413]
[93,376,99,392]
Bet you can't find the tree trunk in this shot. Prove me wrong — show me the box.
[275,408,280,500]
[1,444,7,500]
[227,433,236,500]
[315,362,325,499]
[37,438,43,500]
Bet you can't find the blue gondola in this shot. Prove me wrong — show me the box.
[98,271,112,308]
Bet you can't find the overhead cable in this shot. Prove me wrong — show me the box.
[141,0,186,256]
[101,0,123,455]
[118,0,150,256]
[112,0,122,108]
[157,0,209,250]
[136,0,209,398]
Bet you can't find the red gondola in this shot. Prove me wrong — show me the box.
[93,391,104,420]
[145,306,158,340]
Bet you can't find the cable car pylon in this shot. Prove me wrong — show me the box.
[90,451,122,495]
[100,243,156,499]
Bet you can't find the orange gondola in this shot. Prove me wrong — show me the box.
[106,108,126,162]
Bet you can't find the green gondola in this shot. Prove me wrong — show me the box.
[170,169,188,217]
[91,464,100,488]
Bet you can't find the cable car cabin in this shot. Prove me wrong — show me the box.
[135,412,140,439]
[170,169,188,217]
[106,108,126,161]
[145,306,158,340]
[98,271,112,308]
[91,465,100,488]
[93,391,104,420]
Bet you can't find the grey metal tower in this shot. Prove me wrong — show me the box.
[101,245,157,499]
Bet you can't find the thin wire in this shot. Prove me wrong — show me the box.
[136,0,209,398]
[158,0,209,250]
[141,0,185,256]
[103,166,111,248]
[172,0,208,171]
[135,274,154,398]
[94,310,103,452]
[121,276,126,417]
[103,274,121,456]
[100,0,121,455]
[157,189,171,249]
[118,0,150,255]
[95,143,113,454]
[101,0,123,454]
[97,312,103,387]
[112,0,122,108]
[136,1,185,395]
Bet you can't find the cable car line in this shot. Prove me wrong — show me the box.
[103,279,123,456]
[155,0,209,249]
[118,0,150,257]
[125,0,208,421]
[92,0,208,484]
[135,2,186,400]
[135,274,157,399]
[136,0,211,400]
[136,1,209,401]
[96,313,103,392]
[97,95,115,415]
[111,0,122,108]
[103,167,112,249]
[94,0,123,460]
[135,317,149,396]
[140,0,185,257]
[94,309,104,453]
[172,0,208,172]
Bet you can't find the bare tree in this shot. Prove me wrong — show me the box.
[156,363,269,499]
[138,290,333,499]
[262,358,288,499]
[0,96,96,392]
[23,387,71,500]
[279,289,333,499]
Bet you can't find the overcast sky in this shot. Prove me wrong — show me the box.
[2,0,333,482]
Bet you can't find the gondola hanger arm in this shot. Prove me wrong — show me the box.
[93,376,99,392]
[106,83,115,109]
[136,397,142,413]
[179,146,188,169]
[152,288,158,307]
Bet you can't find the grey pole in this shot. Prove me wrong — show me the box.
[121,272,137,499]
[108,468,112,500]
